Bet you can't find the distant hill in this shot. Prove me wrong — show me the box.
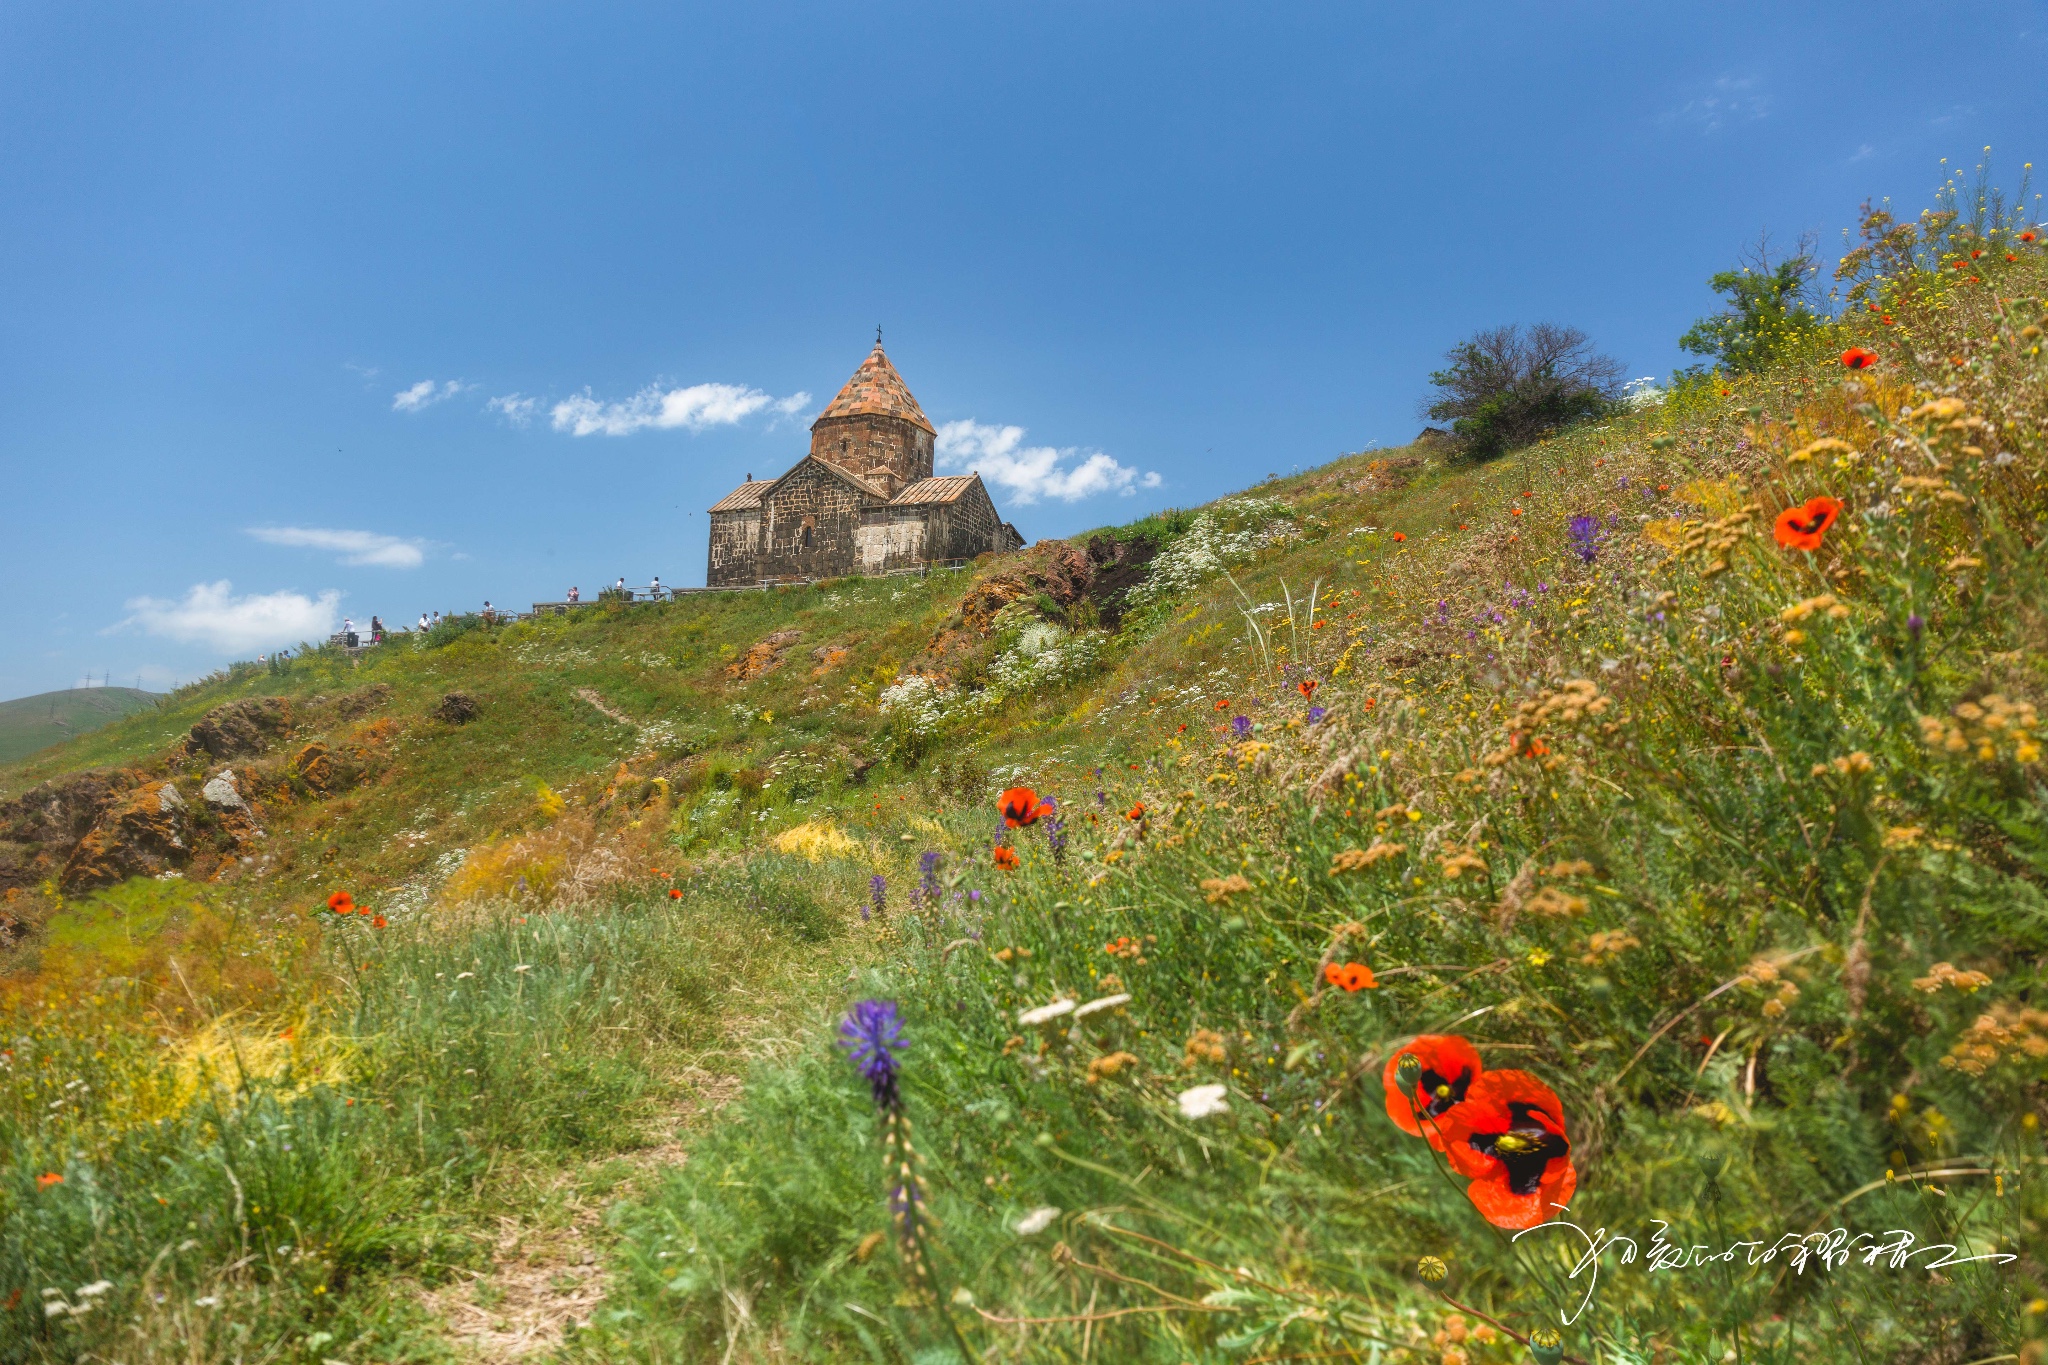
[0,686,160,764]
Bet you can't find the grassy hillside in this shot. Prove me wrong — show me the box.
[0,686,159,764]
[3,205,2046,1364]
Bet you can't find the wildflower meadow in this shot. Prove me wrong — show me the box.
[3,178,2046,1364]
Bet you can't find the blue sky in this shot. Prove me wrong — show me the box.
[3,2,2044,700]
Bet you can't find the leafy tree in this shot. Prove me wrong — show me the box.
[1422,323,1625,459]
[1678,233,1824,374]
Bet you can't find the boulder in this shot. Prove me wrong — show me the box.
[186,698,293,759]
[59,782,190,890]
[202,769,248,811]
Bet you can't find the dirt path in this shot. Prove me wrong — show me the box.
[574,687,637,728]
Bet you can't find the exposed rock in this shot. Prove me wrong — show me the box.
[433,693,481,724]
[726,630,802,680]
[0,769,143,892]
[202,769,248,811]
[60,782,190,890]
[810,645,850,677]
[1081,532,1161,627]
[186,697,293,759]
[332,683,394,720]
[157,782,187,814]
[959,541,1096,633]
[293,742,336,793]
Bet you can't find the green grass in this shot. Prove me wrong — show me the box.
[0,687,159,764]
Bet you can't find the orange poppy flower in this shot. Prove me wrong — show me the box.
[36,1172,63,1190]
[1214,698,1232,711]
[992,846,1021,871]
[1323,961,1377,992]
[1774,496,1843,552]
[1391,532,1406,542]
[1841,347,1878,370]
[371,915,388,928]
[1440,1070,1577,1230]
[1297,679,1317,700]
[998,787,1055,828]
[1510,508,1522,516]
[667,887,682,900]
[327,891,354,913]
[1382,1035,1482,1148]
[2022,230,2039,243]
[1125,802,1146,821]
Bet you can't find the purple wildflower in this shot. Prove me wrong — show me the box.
[867,874,885,922]
[1232,715,1253,739]
[1568,515,1601,565]
[1907,613,1925,635]
[839,999,905,1110]
[1306,705,1327,724]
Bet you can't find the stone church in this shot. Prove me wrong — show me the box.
[706,341,1024,586]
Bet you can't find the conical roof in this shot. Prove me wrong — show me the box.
[814,342,934,435]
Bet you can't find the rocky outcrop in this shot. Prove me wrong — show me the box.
[0,769,144,892]
[726,630,802,680]
[433,693,480,724]
[59,781,191,889]
[186,698,293,760]
[293,742,336,793]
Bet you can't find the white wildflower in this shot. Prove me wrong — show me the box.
[1013,1206,1061,1236]
[1178,1083,1231,1120]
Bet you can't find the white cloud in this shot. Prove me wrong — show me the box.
[935,419,1161,505]
[246,526,426,569]
[1662,75,1769,134]
[550,382,811,437]
[487,393,541,426]
[117,582,341,654]
[392,379,469,412]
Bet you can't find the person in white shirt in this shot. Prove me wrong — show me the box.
[650,576,662,597]
[418,613,429,631]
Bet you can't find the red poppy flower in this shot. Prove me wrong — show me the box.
[1125,802,1146,821]
[1214,698,1232,711]
[1440,1070,1577,1230]
[667,887,682,900]
[998,786,1055,828]
[1297,679,1318,700]
[36,1172,63,1190]
[1391,532,1406,542]
[327,891,354,913]
[992,845,1021,871]
[1971,249,1984,260]
[1774,496,1843,552]
[1324,961,1378,992]
[371,915,388,928]
[2022,231,2039,243]
[1841,348,1878,370]
[1382,1035,1483,1148]
[1510,508,1522,516]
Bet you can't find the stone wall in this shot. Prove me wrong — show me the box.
[707,509,764,586]
[754,460,876,581]
[810,413,933,498]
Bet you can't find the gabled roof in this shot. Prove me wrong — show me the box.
[769,455,891,502]
[890,475,982,506]
[814,343,935,435]
[707,480,768,513]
